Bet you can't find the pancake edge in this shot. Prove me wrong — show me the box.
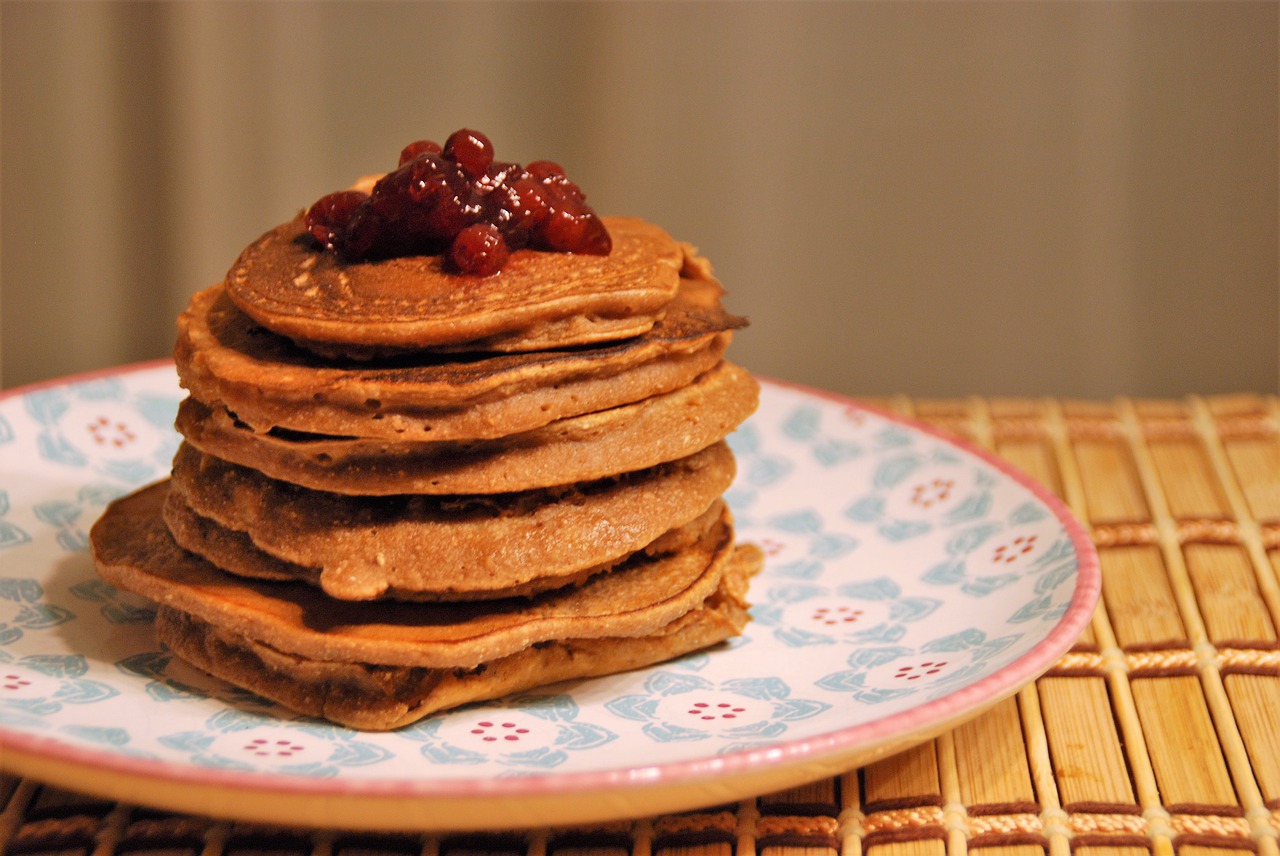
[155,543,760,730]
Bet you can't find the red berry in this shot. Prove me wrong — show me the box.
[540,209,585,253]
[450,223,508,276]
[574,213,613,255]
[306,129,611,271]
[399,139,442,166]
[507,176,552,232]
[305,190,368,249]
[481,161,523,191]
[402,155,461,207]
[526,160,565,181]
[338,204,381,259]
[444,129,495,179]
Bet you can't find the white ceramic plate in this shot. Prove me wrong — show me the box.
[0,363,1098,831]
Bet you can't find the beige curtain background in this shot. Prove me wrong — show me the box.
[3,1,1277,397]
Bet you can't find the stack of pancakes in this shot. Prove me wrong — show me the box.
[91,214,761,730]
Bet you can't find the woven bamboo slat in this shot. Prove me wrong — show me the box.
[1072,441,1151,526]
[1035,676,1134,808]
[3,395,1279,856]
[951,698,1035,808]
[1184,545,1276,641]
[1129,677,1237,806]
[1221,674,1280,804]
[1220,439,1280,521]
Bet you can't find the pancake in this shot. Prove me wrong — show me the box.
[165,441,737,601]
[93,136,760,730]
[175,273,744,442]
[175,361,759,496]
[164,490,728,601]
[154,548,755,731]
[226,216,685,358]
[95,481,739,668]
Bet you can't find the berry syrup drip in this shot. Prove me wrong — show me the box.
[305,129,611,276]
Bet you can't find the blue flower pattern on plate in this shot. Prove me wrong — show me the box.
[0,367,1086,783]
[605,671,831,754]
[159,710,394,775]
[0,655,119,717]
[25,377,180,484]
[754,575,944,647]
[402,694,617,772]
[0,578,74,648]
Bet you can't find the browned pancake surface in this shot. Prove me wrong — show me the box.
[226,216,684,356]
[164,490,727,602]
[91,481,738,669]
[176,274,744,440]
[176,361,759,495]
[165,441,735,600]
[156,543,759,730]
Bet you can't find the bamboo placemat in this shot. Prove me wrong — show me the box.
[3,394,1279,856]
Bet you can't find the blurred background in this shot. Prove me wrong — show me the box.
[2,1,1277,397]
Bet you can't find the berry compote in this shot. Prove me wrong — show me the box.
[304,129,611,276]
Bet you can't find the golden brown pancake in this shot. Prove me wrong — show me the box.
[226,216,685,357]
[164,490,727,602]
[154,549,755,731]
[95,481,738,667]
[175,361,758,496]
[165,441,736,601]
[175,274,745,441]
[160,492,322,588]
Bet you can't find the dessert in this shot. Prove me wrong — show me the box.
[90,129,760,730]
[172,359,757,496]
[163,441,736,601]
[95,485,757,731]
[174,268,743,441]
[228,216,682,356]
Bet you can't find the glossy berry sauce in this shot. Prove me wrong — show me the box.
[305,129,611,276]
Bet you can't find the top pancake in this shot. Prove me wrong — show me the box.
[226,215,683,357]
[176,273,745,441]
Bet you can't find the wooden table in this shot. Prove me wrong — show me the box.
[3,394,1278,856]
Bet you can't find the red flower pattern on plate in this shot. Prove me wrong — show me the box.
[469,720,533,743]
[892,661,950,681]
[684,701,747,722]
[991,534,1038,564]
[86,415,137,449]
[241,738,308,758]
[909,478,955,510]
[809,605,866,627]
[760,538,787,557]
[2,674,33,692]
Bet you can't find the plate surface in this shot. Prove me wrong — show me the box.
[0,363,1099,830]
